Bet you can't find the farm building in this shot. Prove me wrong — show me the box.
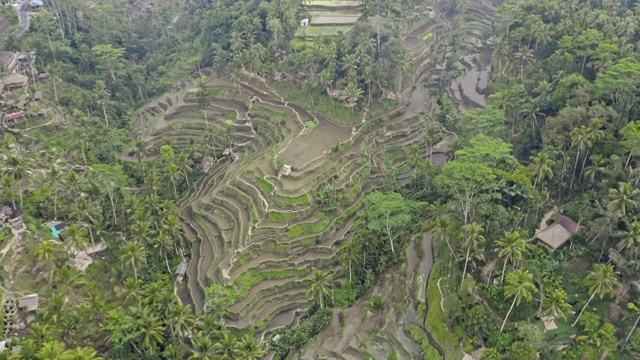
[279,165,292,177]
[1,74,28,92]
[3,112,26,126]
[176,261,188,283]
[0,52,17,73]
[0,204,21,219]
[201,156,214,173]
[535,212,581,252]
[18,294,39,312]
[32,91,42,101]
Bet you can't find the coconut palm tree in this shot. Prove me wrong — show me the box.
[71,197,102,246]
[213,333,237,360]
[154,230,174,272]
[529,152,554,189]
[625,300,640,343]
[35,341,71,360]
[354,231,378,268]
[616,221,640,254]
[459,222,485,290]
[204,126,222,161]
[37,241,63,269]
[134,307,165,354]
[307,269,333,309]
[66,224,89,252]
[541,288,572,321]
[191,335,216,359]
[397,50,413,91]
[1,176,18,210]
[572,263,620,327]
[162,344,187,360]
[223,124,235,152]
[405,145,423,169]
[500,269,537,331]
[345,82,364,105]
[496,229,530,283]
[584,154,606,185]
[338,241,358,282]
[48,164,64,220]
[29,323,58,345]
[67,347,103,360]
[133,138,150,168]
[230,31,244,54]
[2,155,29,208]
[177,153,194,186]
[569,126,593,191]
[607,182,639,217]
[164,162,182,197]
[234,334,266,360]
[118,242,147,282]
[169,303,195,342]
[54,265,86,296]
[428,216,456,258]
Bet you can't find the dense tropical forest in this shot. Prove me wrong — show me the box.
[2,0,640,358]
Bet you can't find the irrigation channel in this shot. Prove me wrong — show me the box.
[124,0,496,357]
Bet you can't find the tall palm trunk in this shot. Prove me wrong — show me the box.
[444,236,456,258]
[461,246,471,290]
[579,150,590,181]
[102,103,109,127]
[501,295,518,331]
[501,259,508,283]
[572,291,597,327]
[54,190,58,220]
[625,314,640,343]
[569,150,580,192]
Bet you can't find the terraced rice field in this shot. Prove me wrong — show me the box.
[296,0,363,38]
[126,0,495,356]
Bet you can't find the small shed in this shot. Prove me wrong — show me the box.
[3,112,26,126]
[0,204,21,218]
[18,294,39,312]
[32,91,42,101]
[2,74,28,92]
[176,262,188,276]
[535,213,581,252]
[541,315,558,331]
[51,223,67,240]
[201,156,214,173]
[29,0,44,8]
[278,165,292,177]
[300,18,309,27]
[176,261,188,283]
[16,95,27,109]
[471,347,486,360]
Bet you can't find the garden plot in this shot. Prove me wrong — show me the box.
[296,0,363,38]
[280,118,353,169]
[309,11,361,24]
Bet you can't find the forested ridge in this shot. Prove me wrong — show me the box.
[2,0,640,359]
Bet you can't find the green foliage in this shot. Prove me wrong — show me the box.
[205,284,239,320]
[271,307,333,358]
[0,4,18,25]
[259,179,275,194]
